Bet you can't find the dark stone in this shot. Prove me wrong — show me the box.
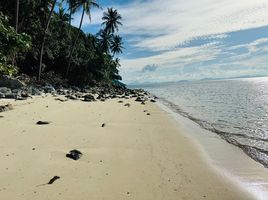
[21,91,31,98]
[147,113,151,115]
[83,94,95,102]
[0,93,5,98]
[36,121,50,125]
[101,123,106,127]
[141,101,146,105]
[66,149,82,160]
[65,95,78,100]
[150,99,156,103]
[30,87,42,96]
[0,87,11,94]
[4,93,18,99]
[135,97,143,102]
[0,104,13,112]
[124,103,131,107]
[0,75,25,89]
[55,98,67,102]
[47,176,60,184]
[43,85,56,93]
[16,96,27,101]
[118,100,123,103]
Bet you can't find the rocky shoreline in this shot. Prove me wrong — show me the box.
[0,75,157,106]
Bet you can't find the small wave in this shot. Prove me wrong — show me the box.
[158,97,268,168]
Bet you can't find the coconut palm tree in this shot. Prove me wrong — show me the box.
[38,0,57,81]
[110,35,123,56]
[102,8,122,34]
[57,7,70,24]
[64,0,76,29]
[97,29,113,54]
[65,0,100,78]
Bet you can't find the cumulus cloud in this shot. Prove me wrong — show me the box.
[71,0,268,84]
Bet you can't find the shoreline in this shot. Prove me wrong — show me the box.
[0,95,258,199]
[157,99,268,200]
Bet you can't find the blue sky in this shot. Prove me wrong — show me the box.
[70,0,268,84]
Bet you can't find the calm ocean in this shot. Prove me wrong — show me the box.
[140,77,268,168]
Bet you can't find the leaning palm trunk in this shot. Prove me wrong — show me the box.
[38,0,57,81]
[65,7,85,78]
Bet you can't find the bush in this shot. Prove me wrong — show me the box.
[0,12,31,76]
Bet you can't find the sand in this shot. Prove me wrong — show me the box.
[0,95,257,200]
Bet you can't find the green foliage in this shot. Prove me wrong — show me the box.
[0,12,31,76]
[0,1,123,84]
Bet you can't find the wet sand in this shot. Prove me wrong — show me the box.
[0,96,257,199]
[158,101,268,200]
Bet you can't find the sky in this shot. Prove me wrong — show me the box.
[71,0,268,84]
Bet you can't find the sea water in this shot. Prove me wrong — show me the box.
[141,77,268,168]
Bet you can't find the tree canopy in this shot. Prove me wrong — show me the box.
[0,0,124,86]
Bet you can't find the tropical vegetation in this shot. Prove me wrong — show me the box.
[0,0,124,86]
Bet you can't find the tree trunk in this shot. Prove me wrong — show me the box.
[15,0,19,32]
[38,0,57,81]
[12,0,20,66]
[65,7,85,78]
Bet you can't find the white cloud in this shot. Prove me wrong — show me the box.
[120,41,222,70]
[71,0,268,83]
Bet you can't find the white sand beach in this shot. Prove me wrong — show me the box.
[0,96,257,200]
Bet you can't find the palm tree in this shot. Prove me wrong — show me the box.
[110,35,123,56]
[57,7,70,24]
[64,0,77,29]
[65,0,100,78]
[97,29,113,54]
[102,8,122,34]
[38,0,57,81]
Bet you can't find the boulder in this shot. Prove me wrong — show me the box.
[0,75,25,89]
[43,85,56,93]
[0,87,12,94]
[83,94,95,102]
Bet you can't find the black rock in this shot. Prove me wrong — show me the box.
[47,176,60,184]
[43,85,56,93]
[0,87,11,94]
[0,75,25,89]
[21,91,31,98]
[16,96,27,101]
[124,103,131,107]
[135,97,143,102]
[0,104,13,112]
[150,99,156,103]
[65,95,78,100]
[83,94,95,102]
[36,121,50,125]
[66,149,83,160]
[4,93,18,99]
[101,123,106,127]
